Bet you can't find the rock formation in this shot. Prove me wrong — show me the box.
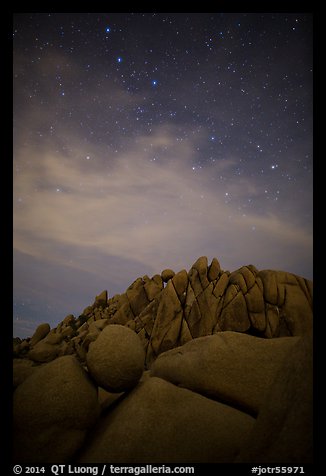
[86,324,145,392]
[12,256,313,463]
[13,355,100,462]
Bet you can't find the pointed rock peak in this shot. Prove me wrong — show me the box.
[192,256,208,271]
[190,256,209,278]
[172,269,189,296]
[208,257,221,281]
[94,290,108,308]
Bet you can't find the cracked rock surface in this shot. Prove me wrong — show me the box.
[13,256,313,463]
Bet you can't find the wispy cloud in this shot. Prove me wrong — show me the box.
[14,124,312,280]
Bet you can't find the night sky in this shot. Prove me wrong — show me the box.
[13,12,313,338]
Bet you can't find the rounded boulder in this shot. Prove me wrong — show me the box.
[87,324,145,392]
[13,355,100,462]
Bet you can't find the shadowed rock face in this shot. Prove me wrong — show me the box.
[13,356,100,463]
[235,332,313,464]
[78,376,255,464]
[12,257,313,464]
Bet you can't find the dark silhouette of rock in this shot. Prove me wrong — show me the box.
[235,332,313,463]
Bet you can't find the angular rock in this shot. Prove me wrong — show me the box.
[137,299,159,336]
[171,269,188,298]
[94,308,103,320]
[126,278,149,316]
[151,274,163,287]
[150,332,300,416]
[30,323,50,347]
[110,300,134,325]
[213,271,229,298]
[281,280,313,336]
[244,282,265,313]
[147,280,184,363]
[258,270,313,337]
[236,332,313,463]
[81,306,93,318]
[94,290,108,308]
[229,268,249,293]
[219,288,251,332]
[184,290,201,337]
[87,324,145,392]
[88,319,108,333]
[193,282,220,336]
[82,330,101,351]
[62,314,75,326]
[78,376,255,463]
[190,256,209,292]
[144,277,163,301]
[207,257,221,281]
[13,355,100,463]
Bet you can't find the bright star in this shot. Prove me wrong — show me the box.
[152,80,157,86]
[106,27,111,33]
[117,57,122,63]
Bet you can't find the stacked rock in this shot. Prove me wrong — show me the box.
[12,256,313,463]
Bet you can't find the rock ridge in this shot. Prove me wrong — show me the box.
[12,256,313,463]
[13,256,313,368]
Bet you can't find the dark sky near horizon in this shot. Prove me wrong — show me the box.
[13,12,313,338]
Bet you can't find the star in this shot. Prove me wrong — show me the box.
[13,12,313,339]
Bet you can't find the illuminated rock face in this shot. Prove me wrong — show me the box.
[150,331,301,416]
[14,256,313,368]
[86,324,145,392]
[12,257,313,463]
